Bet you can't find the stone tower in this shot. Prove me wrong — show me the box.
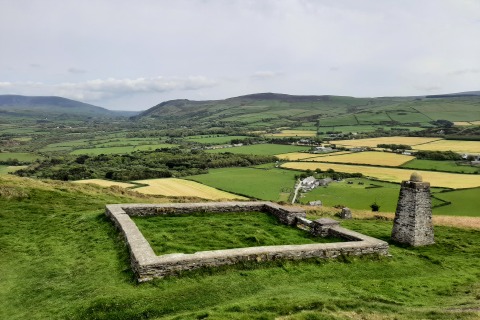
[391,172,434,246]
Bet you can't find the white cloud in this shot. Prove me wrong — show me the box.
[0,76,218,102]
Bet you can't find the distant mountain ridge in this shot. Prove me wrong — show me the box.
[137,91,480,127]
[0,95,137,118]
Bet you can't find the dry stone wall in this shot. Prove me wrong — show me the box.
[106,202,389,282]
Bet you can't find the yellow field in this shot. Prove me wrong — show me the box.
[471,121,480,125]
[281,162,480,189]
[454,121,473,126]
[73,179,136,188]
[412,140,480,154]
[275,152,318,161]
[302,151,414,166]
[133,178,247,200]
[333,137,441,148]
[264,130,317,137]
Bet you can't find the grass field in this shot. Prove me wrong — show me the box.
[206,143,309,155]
[282,162,480,189]
[433,188,480,216]
[300,178,478,216]
[187,167,298,201]
[0,165,27,175]
[72,179,136,189]
[333,137,441,148]
[264,130,317,137]
[0,152,41,162]
[2,175,480,319]
[411,140,480,154]
[185,135,249,144]
[132,178,246,200]
[303,151,414,166]
[70,144,176,155]
[133,211,339,255]
[402,159,480,174]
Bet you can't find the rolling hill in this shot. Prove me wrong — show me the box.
[136,92,480,128]
[0,95,136,118]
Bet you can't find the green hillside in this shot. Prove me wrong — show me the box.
[136,92,480,129]
[0,95,135,119]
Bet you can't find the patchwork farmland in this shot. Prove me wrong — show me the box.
[281,162,480,189]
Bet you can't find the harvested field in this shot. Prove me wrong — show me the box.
[303,151,414,166]
[281,162,480,188]
[264,130,317,137]
[471,120,480,125]
[73,179,136,188]
[412,139,480,154]
[453,121,473,126]
[333,137,441,148]
[133,178,246,200]
[275,152,318,161]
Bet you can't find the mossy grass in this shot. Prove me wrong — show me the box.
[1,176,479,319]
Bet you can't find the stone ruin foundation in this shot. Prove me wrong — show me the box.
[391,172,435,246]
[106,201,389,282]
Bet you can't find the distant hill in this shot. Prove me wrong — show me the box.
[0,95,136,119]
[136,92,480,128]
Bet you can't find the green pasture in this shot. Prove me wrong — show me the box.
[318,114,358,126]
[402,159,480,174]
[69,144,176,155]
[0,152,41,162]
[300,178,478,216]
[412,98,480,121]
[301,178,402,212]
[133,211,339,255]
[205,143,309,155]
[0,166,27,175]
[1,176,480,319]
[187,167,297,201]
[185,135,249,144]
[433,188,480,216]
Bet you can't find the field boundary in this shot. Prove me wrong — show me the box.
[106,202,389,282]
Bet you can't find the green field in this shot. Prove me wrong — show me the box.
[205,143,309,155]
[0,152,41,162]
[187,167,298,201]
[402,159,480,174]
[1,175,480,319]
[0,166,27,175]
[300,178,479,216]
[433,188,480,216]
[70,144,176,155]
[185,135,249,144]
[133,211,339,255]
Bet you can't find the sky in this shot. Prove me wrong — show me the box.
[0,0,479,111]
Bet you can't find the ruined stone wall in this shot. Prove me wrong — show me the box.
[106,202,389,282]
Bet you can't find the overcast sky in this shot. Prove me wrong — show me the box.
[1,0,479,110]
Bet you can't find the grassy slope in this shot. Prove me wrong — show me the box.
[1,176,479,319]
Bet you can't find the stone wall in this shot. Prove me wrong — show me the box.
[106,202,389,282]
